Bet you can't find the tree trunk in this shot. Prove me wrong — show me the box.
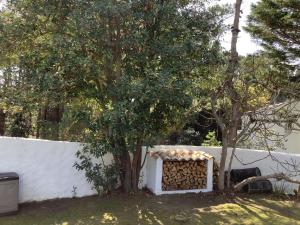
[228,111,241,146]
[227,0,242,147]
[217,0,242,191]
[36,108,42,138]
[37,104,64,140]
[0,109,6,136]
[228,0,242,68]
[131,143,142,192]
[120,151,132,193]
[116,143,143,193]
[226,146,236,188]
[218,134,228,190]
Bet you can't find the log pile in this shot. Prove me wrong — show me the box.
[162,160,207,191]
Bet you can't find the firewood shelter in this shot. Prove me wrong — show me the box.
[145,148,214,195]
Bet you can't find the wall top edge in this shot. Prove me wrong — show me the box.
[0,136,81,145]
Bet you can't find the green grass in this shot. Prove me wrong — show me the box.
[0,193,299,225]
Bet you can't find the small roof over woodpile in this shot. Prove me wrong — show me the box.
[148,149,213,161]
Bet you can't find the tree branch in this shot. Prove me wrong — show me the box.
[234,172,300,192]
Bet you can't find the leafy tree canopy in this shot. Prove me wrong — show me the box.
[1,0,230,192]
[245,0,300,68]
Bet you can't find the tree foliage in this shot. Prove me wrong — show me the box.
[201,6,300,189]
[202,130,221,146]
[1,0,230,192]
[246,0,300,68]
[2,0,299,193]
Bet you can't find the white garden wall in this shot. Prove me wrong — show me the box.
[0,137,299,203]
[0,137,113,203]
[242,101,300,155]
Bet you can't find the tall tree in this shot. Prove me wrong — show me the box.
[246,0,300,68]
[209,0,243,191]
[2,0,230,192]
[197,0,300,191]
[0,1,78,139]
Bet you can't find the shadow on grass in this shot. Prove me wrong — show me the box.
[231,195,300,225]
[0,193,299,225]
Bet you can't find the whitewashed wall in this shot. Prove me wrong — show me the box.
[242,101,300,155]
[141,145,300,193]
[0,137,113,203]
[0,137,299,203]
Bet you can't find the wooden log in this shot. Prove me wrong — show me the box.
[162,160,208,191]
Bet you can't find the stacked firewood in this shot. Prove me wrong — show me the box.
[162,160,207,191]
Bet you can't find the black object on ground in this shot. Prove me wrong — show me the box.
[243,180,273,193]
[230,167,261,183]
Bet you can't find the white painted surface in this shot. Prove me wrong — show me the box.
[206,159,213,192]
[248,122,300,155]
[145,156,158,193]
[277,102,300,154]
[0,137,299,203]
[242,102,300,155]
[142,146,300,194]
[284,130,300,154]
[143,149,214,195]
[0,137,113,203]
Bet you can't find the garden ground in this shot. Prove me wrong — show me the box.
[0,192,299,225]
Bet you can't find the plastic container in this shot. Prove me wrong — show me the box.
[0,172,19,215]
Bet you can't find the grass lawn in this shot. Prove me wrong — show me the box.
[0,193,299,225]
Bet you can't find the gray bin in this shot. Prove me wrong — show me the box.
[0,173,19,215]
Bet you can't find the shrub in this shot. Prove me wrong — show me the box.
[75,144,119,195]
[202,131,221,146]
